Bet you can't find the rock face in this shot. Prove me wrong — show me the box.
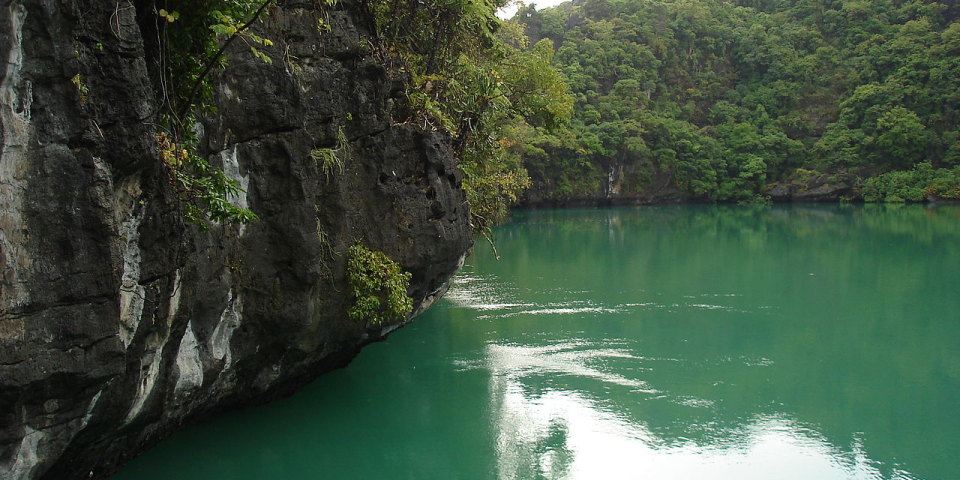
[765,170,862,202]
[0,1,472,479]
[521,164,685,208]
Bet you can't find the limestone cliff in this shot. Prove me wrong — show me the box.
[0,1,472,478]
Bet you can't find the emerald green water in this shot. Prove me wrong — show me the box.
[112,205,960,480]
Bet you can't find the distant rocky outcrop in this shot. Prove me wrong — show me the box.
[765,170,862,203]
[0,1,471,479]
[521,162,869,207]
[520,163,685,208]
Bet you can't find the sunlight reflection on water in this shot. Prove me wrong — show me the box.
[448,268,921,480]
[485,341,916,480]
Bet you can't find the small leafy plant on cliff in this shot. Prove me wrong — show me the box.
[346,244,413,325]
[70,73,88,104]
[310,126,349,181]
[158,133,258,228]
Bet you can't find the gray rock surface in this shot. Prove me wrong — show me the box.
[0,1,471,478]
[765,170,861,202]
[521,165,685,207]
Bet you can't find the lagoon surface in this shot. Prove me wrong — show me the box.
[112,205,960,480]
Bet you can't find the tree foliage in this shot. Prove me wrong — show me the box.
[365,0,573,231]
[514,0,960,201]
[151,0,273,129]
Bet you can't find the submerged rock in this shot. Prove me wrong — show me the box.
[0,1,471,479]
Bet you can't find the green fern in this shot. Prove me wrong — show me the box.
[310,125,349,181]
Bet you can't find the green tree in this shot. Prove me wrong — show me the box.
[874,106,930,167]
[511,0,960,202]
[369,0,573,231]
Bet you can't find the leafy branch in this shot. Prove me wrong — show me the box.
[174,0,274,123]
[158,132,258,229]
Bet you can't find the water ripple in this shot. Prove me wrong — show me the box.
[486,341,659,394]
[445,273,757,318]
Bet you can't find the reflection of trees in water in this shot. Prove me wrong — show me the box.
[505,204,960,248]
[489,204,960,298]
[538,420,575,479]
[506,418,574,480]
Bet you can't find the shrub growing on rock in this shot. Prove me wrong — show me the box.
[346,244,412,325]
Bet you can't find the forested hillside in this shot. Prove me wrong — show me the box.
[512,0,960,203]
